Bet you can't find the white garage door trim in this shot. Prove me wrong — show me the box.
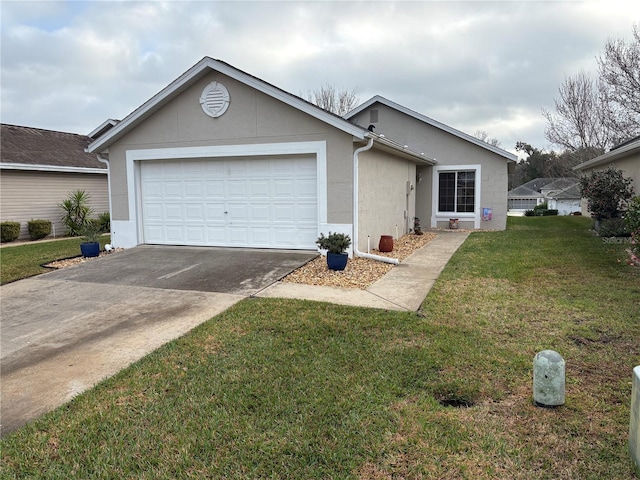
[122,142,327,248]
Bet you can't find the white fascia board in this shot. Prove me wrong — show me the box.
[573,138,640,171]
[368,133,436,165]
[88,57,365,153]
[0,163,106,174]
[88,118,119,139]
[347,95,517,162]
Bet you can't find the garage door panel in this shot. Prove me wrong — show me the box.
[186,226,205,243]
[164,181,183,197]
[185,181,203,197]
[185,203,204,220]
[249,180,270,197]
[165,226,184,242]
[274,179,295,198]
[297,204,317,222]
[206,203,226,221]
[250,227,271,246]
[250,204,271,222]
[205,181,224,198]
[297,178,316,198]
[164,204,183,220]
[227,180,247,197]
[141,156,317,249]
[207,226,226,243]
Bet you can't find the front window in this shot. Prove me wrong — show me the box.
[438,171,475,213]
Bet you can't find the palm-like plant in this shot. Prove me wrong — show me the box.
[59,190,93,236]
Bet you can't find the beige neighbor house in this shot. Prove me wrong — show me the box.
[573,136,640,216]
[87,58,515,255]
[0,124,109,240]
[345,96,517,230]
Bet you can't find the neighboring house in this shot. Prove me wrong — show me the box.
[86,57,515,253]
[573,136,640,216]
[345,96,517,230]
[1,124,109,239]
[507,177,580,215]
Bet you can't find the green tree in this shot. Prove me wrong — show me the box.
[579,166,634,220]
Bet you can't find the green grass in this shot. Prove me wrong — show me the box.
[1,217,638,479]
[0,236,110,285]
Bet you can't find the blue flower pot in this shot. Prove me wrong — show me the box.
[327,252,348,271]
[80,241,100,258]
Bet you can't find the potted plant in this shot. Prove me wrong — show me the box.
[79,221,101,258]
[316,232,351,271]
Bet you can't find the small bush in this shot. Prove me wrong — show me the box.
[524,210,535,217]
[1,221,21,242]
[599,217,630,237]
[542,209,559,216]
[624,197,640,259]
[27,219,52,240]
[97,211,110,233]
[533,202,548,211]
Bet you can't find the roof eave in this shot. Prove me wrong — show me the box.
[88,57,366,153]
[346,95,518,162]
[573,138,640,171]
[0,162,107,174]
[366,132,436,165]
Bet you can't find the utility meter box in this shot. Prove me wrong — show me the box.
[533,350,565,407]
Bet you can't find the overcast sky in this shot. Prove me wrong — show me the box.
[1,1,638,156]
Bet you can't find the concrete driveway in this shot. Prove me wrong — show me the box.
[0,246,317,436]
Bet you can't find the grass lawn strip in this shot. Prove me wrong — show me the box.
[1,217,638,479]
[0,236,111,285]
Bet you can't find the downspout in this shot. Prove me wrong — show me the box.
[353,137,400,265]
[96,154,113,238]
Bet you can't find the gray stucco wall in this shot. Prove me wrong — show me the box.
[358,148,416,251]
[350,103,511,230]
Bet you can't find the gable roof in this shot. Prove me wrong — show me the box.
[573,136,640,171]
[87,57,369,154]
[1,124,106,172]
[549,183,582,200]
[508,185,541,198]
[539,177,579,192]
[519,177,577,192]
[345,95,517,162]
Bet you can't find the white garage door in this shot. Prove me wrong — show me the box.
[140,156,317,249]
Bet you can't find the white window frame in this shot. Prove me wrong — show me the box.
[431,164,481,229]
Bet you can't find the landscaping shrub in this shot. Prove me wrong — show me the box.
[580,166,634,220]
[1,221,21,243]
[59,190,93,236]
[542,209,559,216]
[27,219,51,240]
[624,196,640,259]
[598,217,629,237]
[97,211,110,233]
[534,202,548,211]
[524,210,535,217]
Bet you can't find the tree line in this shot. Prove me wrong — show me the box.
[305,25,639,189]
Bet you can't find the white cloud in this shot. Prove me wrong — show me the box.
[1,0,639,151]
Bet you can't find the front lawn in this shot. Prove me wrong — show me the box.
[0,236,110,285]
[1,217,638,478]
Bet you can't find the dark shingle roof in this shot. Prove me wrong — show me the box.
[1,124,106,169]
[508,185,541,198]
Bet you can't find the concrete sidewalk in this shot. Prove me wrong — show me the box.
[257,232,469,311]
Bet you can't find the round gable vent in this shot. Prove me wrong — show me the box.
[200,81,230,118]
